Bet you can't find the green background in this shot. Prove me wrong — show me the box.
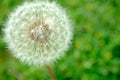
[0,0,120,80]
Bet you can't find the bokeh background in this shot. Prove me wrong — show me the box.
[0,0,120,80]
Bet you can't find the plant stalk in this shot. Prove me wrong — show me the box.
[46,65,56,80]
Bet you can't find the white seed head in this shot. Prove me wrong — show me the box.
[3,0,72,66]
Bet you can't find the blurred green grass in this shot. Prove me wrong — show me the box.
[0,0,120,80]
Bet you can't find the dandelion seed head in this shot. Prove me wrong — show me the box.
[3,0,72,66]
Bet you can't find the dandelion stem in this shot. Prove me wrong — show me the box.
[46,65,56,80]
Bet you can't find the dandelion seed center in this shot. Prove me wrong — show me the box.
[29,20,51,43]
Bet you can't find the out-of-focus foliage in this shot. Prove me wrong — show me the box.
[0,0,120,80]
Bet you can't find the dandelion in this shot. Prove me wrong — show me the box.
[3,0,72,66]
[4,0,73,79]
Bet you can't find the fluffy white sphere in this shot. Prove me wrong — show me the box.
[3,0,72,66]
